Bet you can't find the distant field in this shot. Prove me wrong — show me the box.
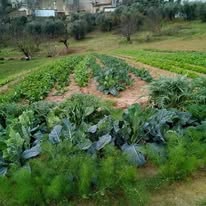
[0,58,52,86]
[114,50,206,78]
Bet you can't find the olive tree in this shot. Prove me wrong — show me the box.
[120,6,143,42]
[199,3,206,22]
[8,17,36,59]
[43,19,69,50]
[69,19,88,40]
[16,35,36,60]
[181,2,198,20]
[96,13,113,32]
[146,7,162,33]
[26,21,44,50]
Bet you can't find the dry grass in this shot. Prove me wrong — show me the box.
[70,21,206,53]
[1,21,206,60]
[150,171,206,206]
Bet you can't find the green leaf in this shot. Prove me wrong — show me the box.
[3,128,24,163]
[22,144,41,160]
[0,167,7,176]
[122,144,146,166]
[78,139,93,150]
[88,125,98,134]
[96,134,112,150]
[85,107,95,117]
[49,125,62,144]
[0,156,8,176]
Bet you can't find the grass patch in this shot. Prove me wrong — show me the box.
[0,47,21,58]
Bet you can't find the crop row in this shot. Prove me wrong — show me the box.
[0,73,206,204]
[136,55,200,78]
[74,56,92,87]
[0,54,153,102]
[96,54,153,82]
[145,50,206,68]
[89,55,133,96]
[86,54,153,96]
[135,51,206,75]
[0,56,82,103]
[117,50,206,78]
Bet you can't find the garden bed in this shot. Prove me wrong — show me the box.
[46,74,149,109]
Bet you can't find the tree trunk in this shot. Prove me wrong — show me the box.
[63,39,69,50]
[127,35,131,42]
[20,48,31,60]
[23,51,31,60]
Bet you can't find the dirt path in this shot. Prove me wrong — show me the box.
[46,74,149,109]
[150,171,206,206]
[116,55,178,79]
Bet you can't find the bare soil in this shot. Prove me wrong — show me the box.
[46,74,149,109]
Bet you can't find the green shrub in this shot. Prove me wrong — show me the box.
[192,78,206,105]
[56,94,110,125]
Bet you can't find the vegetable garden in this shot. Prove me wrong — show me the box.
[0,53,206,205]
[0,54,152,104]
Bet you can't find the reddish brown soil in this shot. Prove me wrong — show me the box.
[46,74,149,109]
[46,55,174,108]
[57,47,87,56]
